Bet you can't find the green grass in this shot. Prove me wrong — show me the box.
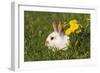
[24,11,90,61]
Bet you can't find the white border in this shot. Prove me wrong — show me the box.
[11,2,97,71]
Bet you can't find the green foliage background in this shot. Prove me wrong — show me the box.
[24,11,90,61]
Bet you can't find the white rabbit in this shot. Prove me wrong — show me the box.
[45,21,70,50]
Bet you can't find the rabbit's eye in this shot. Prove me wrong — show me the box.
[51,37,54,40]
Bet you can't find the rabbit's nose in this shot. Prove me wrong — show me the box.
[45,41,49,46]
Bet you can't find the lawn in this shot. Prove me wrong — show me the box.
[24,11,90,61]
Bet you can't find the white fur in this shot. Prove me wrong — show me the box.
[45,32,69,50]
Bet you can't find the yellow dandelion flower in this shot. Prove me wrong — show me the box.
[69,19,78,26]
[65,19,81,36]
[70,23,79,32]
[65,28,72,36]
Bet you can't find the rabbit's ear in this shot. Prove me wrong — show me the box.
[58,21,63,32]
[52,21,59,32]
